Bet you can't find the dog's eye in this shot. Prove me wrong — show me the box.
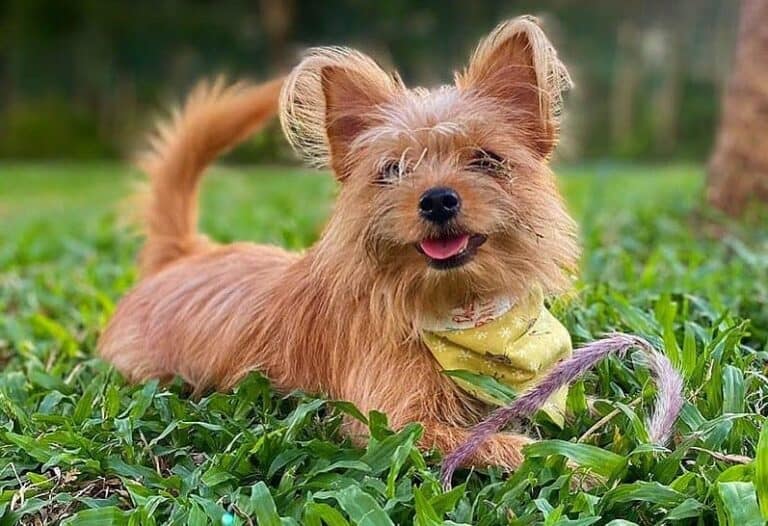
[468,150,505,176]
[376,160,404,184]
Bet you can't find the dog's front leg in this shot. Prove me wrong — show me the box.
[419,420,531,471]
[342,345,532,472]
[343,407,530,471]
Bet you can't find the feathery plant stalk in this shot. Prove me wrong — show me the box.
[441,334,684,488]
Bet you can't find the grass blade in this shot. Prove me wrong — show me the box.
[60,507,129,525]
[524,440,627,478]
[722,365,745,414]
[715,482,763,526]
[756,423,768,520]
[320,486,395,526]
[248,482,282,526]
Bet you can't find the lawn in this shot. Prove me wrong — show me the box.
[1,162,766,525]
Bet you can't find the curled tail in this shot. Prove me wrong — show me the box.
[136,76,283,276]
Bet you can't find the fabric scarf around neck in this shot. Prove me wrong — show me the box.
[421,287,572,426]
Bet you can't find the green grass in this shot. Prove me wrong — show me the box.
[1,162,767,525]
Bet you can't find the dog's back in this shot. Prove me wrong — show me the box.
[99,76,287,386]
[99,243,297,388]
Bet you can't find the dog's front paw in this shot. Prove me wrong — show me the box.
[473,433,533,471]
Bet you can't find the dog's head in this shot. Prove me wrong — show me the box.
[281,17,579,313]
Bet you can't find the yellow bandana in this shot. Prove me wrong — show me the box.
[422,287,572,426]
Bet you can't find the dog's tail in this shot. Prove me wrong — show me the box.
[136,76,283,276]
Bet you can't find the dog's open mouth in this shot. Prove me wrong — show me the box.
[417,233,487,269]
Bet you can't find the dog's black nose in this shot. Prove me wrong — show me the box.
[419,187,461,224]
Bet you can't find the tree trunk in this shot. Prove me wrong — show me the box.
[707,0,768,215]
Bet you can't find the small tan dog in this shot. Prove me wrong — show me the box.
[99,16,579,471]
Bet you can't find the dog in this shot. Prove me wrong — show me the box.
[99,16,579,471]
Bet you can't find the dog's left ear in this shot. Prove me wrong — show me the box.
[456,16,572,159]
[281,48,401,180]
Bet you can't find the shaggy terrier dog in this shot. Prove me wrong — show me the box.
[100,17,581,470]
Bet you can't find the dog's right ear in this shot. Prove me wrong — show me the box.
[280,48,401,180]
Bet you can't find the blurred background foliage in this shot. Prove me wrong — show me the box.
[0,0,737,162]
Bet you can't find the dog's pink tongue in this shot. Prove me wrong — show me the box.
[420,234,470,260]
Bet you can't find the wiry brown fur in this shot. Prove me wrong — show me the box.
[99,16,579,470]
